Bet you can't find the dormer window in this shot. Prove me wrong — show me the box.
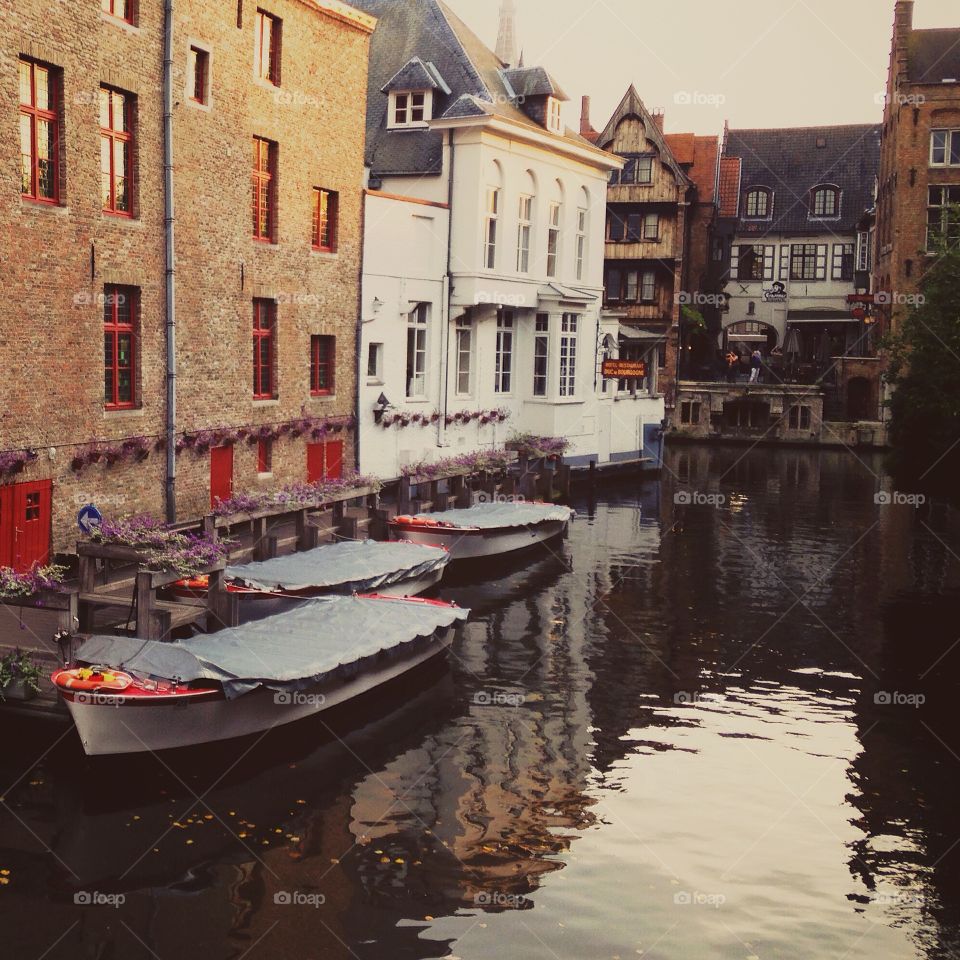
[390,90,431,129]
[547,97,562,134]
[744,187,772,219]
[810,185,840,218]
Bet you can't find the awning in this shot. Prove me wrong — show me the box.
[787,310,858,322]
[619,324,667,343]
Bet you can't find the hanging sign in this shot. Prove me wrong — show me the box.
[602,359,647,379]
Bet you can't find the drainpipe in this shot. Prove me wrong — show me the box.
[162,0,177,523]
[439,130,456,448]
[355,186,367,472]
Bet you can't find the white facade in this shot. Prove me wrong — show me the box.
[359,113,666,477]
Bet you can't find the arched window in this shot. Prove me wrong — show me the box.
[811,185,840,218]
[744,187,772,219]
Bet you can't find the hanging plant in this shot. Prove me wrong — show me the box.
[0,449,38,478]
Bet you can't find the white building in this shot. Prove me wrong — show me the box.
[354,0,665,478]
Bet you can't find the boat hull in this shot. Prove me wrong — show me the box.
[389,519,568,561]
[61,628,455,756]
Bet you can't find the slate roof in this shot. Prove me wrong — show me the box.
[502,66,568,101]
[351,0,596,177]
[722,124,880,234]
[381,56,449,94]
[908,28,960,83]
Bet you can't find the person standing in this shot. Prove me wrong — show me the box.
[750,348,763,383]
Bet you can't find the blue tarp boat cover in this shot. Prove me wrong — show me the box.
[76,596,469,699]
[224,540,449,593]
[408,502,574,530]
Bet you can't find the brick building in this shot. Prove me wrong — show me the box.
[0,0,372,564]
[874,0,960,331]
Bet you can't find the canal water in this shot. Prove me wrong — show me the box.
[2,446,960,960]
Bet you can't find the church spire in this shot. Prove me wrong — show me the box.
[495,0,519,68]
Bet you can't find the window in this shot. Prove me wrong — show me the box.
[252,137,276,241]
[811,186,840,218]
[604,267,655,303]
[406,304,428,398]
[188,46,209,105]
[392,91,430,127]
[517,195,532,273]
[641,270,656,302]
[533,313,549,397]
[312,188,338,252]
[790,244,827,281]
[625,269,639,301]
[310,335,335,396]
[257,439,273,474]
[930,130,960,167]
[547,98,562,133]
[255,9,281,85]
[612,154,653,185]
[19,59,59,204]
[495,310,514,394]
[731,245,774,281]
[100,87,134,215]
[546,202,561,278]
[643,213,659,240]
[789,406,812,430]
[253,299,275,399]
[367,342,384,381]
[454,317,473,396]
[102,0,134,23]
[927,186,960,251]
[485,189,499,269]
[575,208,587,281]
[103,285,137,409]
[680,401,701,425]
[832,243,855,281]
[744,188,771,219]
[856,231,872,273]
[559,314,578,398]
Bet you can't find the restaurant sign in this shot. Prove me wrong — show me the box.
[602,359,647,379]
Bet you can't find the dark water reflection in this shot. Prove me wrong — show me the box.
[2,446,960,959]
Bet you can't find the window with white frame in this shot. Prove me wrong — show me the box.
[495,309,514,394]
[811,186,840,218]
[930,130,960,167]
[559,314,578,397]
[640,270,656,303]
[546,202,561,278]
[927,185,960,251]
[390,90,431,128]
[367,342,384,382]
[831,243,855,281]
[744,187,772,219]
[517,195,532,273]
[731,244,775,281]
[547,98,563,133]
[856,231,871,272]
[643,212,660,240]
[455,316,473,396]
[533,313,549,397]
[575,207,587,281]
[406,303,428,398]
[790,243,828,281]
[485,188,499,269]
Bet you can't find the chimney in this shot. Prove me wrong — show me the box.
[580,96,592,136]
[652,111,665,133]
[893,1,914,86]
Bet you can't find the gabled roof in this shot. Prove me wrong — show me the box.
[440,94,494,120]
[722,124,880,233]
[381,56,450,94]
[597,85,689,187]
[501,66,568,101]
[717,157,742,218]
[908,28,960,83]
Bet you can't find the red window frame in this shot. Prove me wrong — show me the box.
[100,86,134,216]
[101,0,135,23]
[255,10,281,85]
[257,438,272,474]
[104,285,137,410]
[310,335,335,396]
[253,299,275,399]
[188,46,208,104]
[19,58,59,204]
[312,188,338,252]
[252,137,276,241]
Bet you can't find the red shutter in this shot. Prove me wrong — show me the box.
[0,485,14,569]
[210,446,234,508]
[325,440,344,480]
[6,480,52,572]
[307,441,344,483]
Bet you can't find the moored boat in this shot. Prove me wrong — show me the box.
[388,501,574,561]
[52,595,469,756]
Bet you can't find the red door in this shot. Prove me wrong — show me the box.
[210,445,234,508]
[307,441,344,483]
[0,480,52,572]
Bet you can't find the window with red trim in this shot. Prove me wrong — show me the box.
[253,299,276,399]
[254,10,281,85]
[104,285,137,409]
[101,0,134,23]
[19,59,59,204]
[188,46,209,105]
[310,335,335,396]
[252,137,276,241]
[312,188,338,252]
[100,86,134,215]
[257,438,272,474]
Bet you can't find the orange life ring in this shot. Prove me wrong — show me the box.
[52,667,133,693]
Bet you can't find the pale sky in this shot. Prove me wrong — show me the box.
[442,0,959,135]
